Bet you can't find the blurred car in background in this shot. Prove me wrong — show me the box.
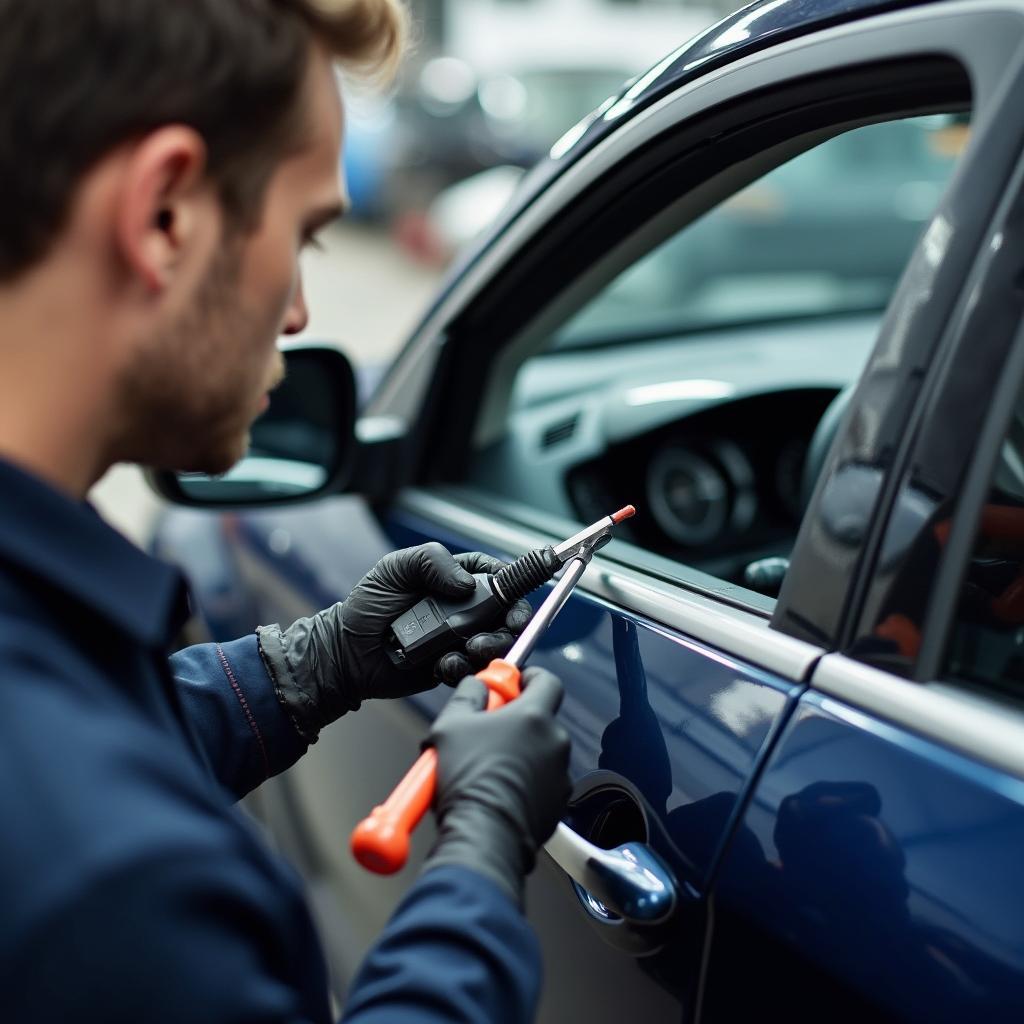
[342,0,715,244]
[389,60,634,260]
[416,163,528,262]
[343,58,632,238]
[341,0,715,226]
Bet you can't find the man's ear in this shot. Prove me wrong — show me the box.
[114,126,213,294]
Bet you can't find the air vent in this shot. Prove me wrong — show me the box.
[541,414,579,449]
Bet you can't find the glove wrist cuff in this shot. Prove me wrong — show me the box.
[423,804,535,910]
[257,622,346,744]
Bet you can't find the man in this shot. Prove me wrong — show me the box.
[0,2,571,1022]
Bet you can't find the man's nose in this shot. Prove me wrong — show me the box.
[282,275,309,336]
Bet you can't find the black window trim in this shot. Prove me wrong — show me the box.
[919,319,1024,684]
[841,109,1024,681]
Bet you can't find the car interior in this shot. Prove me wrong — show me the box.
[464,111,970,599]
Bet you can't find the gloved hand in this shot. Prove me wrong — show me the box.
[256,543,533,743]
[422,667,572,907]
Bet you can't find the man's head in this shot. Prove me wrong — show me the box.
[0,0,405,484]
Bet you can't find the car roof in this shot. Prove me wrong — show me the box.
[573,0,928,145]
[441,0,941,288]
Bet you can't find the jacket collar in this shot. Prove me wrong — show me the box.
[0,459,189,647]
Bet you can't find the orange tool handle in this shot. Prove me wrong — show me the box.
[350,658,523,874]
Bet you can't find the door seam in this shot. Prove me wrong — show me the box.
[691,652,821,1022]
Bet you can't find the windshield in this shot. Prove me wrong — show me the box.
[554,114,969,351]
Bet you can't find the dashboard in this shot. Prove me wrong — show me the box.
[467,315,878,584]
[566,389,836,581]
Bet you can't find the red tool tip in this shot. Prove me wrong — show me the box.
[612,505,637,524]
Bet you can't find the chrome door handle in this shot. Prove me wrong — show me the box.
[543,822,677,925]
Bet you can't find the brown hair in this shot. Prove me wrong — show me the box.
[0,0,407,281]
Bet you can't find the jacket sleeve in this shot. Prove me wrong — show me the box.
[169,635,308,798]
[341,866,542,1024]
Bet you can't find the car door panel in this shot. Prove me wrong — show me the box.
[260,515,1024,1024]
[704,683,1024,1021]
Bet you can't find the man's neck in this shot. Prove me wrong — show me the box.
[0,426,108,500]
[0,275,116,499]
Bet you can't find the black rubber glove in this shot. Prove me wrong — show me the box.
[422,667,572,907]
[256,543,532,743]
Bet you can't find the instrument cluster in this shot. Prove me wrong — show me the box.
[566,389,835,573]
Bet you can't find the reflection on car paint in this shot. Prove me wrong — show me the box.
[707,693,1024,1020]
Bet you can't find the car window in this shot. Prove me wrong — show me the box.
[946,383,1024,694]
[556,116,968,348]
[465,114,969,602]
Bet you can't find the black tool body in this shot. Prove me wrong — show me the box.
[387,574,505,668]
[386,547,561,669]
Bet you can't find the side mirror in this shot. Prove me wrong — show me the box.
[149,344,357,507]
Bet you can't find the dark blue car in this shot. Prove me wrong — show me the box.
[151,0,1024,1019]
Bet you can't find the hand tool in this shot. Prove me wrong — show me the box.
[352,506,636,874]
[386,507,637,670]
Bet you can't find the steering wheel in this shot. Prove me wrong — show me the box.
[800,385,856,512]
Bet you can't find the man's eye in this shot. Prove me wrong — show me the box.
[303,233,326,253]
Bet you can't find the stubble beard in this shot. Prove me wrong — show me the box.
[116,243,280,476]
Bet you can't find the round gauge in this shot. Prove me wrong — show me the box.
[776,438,808,519]
[647,447,729,546]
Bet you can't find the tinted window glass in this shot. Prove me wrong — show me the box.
[557,116,967,348]
[947,386,1024,692]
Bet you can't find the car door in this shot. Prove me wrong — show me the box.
[156,3,1024,1020]
[704,112,1024,1018]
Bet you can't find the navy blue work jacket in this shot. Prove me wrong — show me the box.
[0,459,540,1023]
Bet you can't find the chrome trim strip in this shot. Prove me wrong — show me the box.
[398,487,563,562]
[812,654,1024,780]
[366,3,1023,424]
[396,489,823,681]
[600,574,821,681]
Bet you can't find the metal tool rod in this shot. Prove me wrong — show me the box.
[505,557,589,668]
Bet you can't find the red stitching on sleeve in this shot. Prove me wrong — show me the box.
[216,644,271,782]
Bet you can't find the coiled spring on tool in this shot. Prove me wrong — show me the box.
[492,548,560,603]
